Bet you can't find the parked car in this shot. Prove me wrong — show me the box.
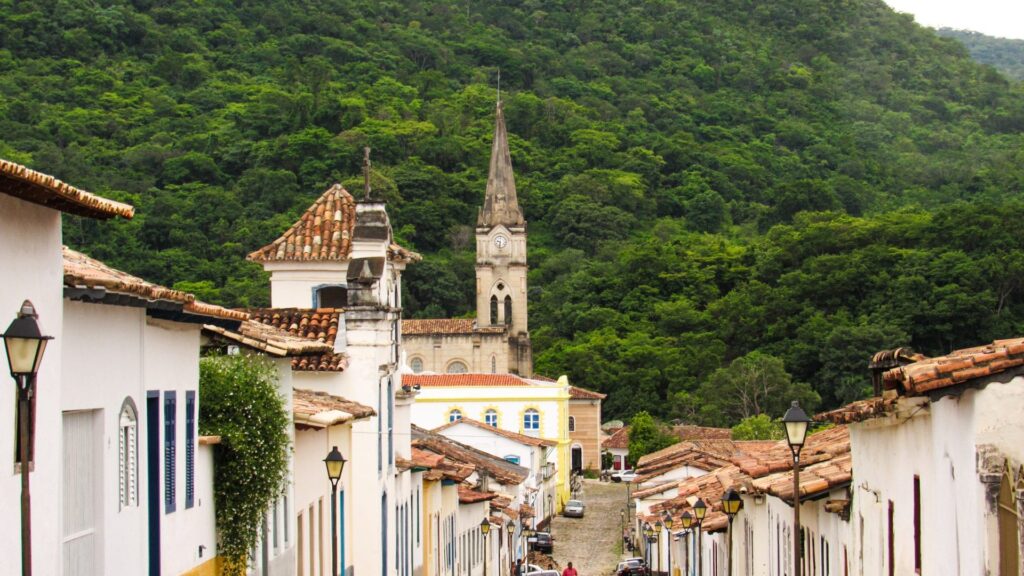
[523,565,546,574]
[530,571,559,576]
[615,559,647,576]
[623,558,650,576]
[611,470,638,483]
[530,531,553,553]
[564,499,585,518]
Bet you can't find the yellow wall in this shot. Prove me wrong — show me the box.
[178,556,219,576]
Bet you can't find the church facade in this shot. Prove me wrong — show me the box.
[403,101,533,376]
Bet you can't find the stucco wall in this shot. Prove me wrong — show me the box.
[265,262,350,309]
[0,194,63,576]
[568,399,601,471]
[404,333,510,375]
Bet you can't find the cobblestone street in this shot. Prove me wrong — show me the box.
[549,480,628,576]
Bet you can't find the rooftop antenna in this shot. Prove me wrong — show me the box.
[362,146,372,200]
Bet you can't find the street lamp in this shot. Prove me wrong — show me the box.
[680,511,693,576]
[643,522,654,565]
[655,520,663,574]
[662,512,674,576]
[693,499,707,576]
[722,489,743,576]
[324,446,346,576]
[2,300,53,576]
[782,401,812,576]
[480,518,491,576]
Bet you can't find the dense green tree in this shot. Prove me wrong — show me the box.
[627,411,678,468]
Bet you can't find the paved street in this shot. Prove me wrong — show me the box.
[549,479,628,576]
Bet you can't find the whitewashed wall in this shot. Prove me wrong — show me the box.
[265,262,349,309]
[0,194,64,576]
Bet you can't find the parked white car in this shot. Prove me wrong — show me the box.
[612,470,638,483]
[564,499,585,518]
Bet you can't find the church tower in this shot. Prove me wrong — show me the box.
[476,100,532,375]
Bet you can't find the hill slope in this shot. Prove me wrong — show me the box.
[937,28,1024,81]
[2,0,1024,420]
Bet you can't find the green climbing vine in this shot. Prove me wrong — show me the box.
[200,353,290,575]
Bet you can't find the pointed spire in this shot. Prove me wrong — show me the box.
[478,100,524,227]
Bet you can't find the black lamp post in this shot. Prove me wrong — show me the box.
[680,511,693,576]
[693,498,707,576]
[655,520,663,575]
[480,518,491,576]
[2,300,52,576]
[324,446,347,576]
[782,401,812,576]
[722,489,743,576]
[643,522,654,566]
[662,512,674,576]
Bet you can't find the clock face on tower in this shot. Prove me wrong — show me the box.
[493,235,508,249]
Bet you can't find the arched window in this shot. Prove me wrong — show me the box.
[118,398,138,509]
[447,361,468,374]
[999,465,1020,573]
[491,356,497,374]
[315,285,348,308]
[490,296,498,325]
[504,296,513,325]
[410,357,424,373]
[448,410,462,423]
[523,409,540,432]
[568,416,576,432]
[484,410,498,427]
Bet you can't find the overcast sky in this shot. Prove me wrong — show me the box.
[883,0,1024,40]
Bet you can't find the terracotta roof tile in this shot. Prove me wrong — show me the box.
[0,158,134,219]
[292,387,375,428]
[883,337,1024,395]
[569,386,606,400]
[816,396,898,424]
[203,320,333,357]
[402,319,506,335]
[248,184,355,262]
[247,308,348,372]
[411,448,445,469]
[434,417,557,447]
[63,247,245,322]
[601,424,731,452]
[412,425,528,486]
[602,426,630,450]
[459,485,499,504]
[404,374,531,387]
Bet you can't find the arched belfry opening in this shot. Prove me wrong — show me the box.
[490,295,499,325]
[504,295,513,326]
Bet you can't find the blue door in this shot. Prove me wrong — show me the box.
[147,392,161,576]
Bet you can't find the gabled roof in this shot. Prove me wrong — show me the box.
[434,417,556,447]
[248,184,355,262]
[459,485,499,504]
[203,320,333,357]
[602,426,630,450]
[882,337,1024,396]
[403,373,531,388]
[649,426,851,533]
[62,247,245,324]
[0,158,134,219]
[247,308,348,372]
[292,388,376,428]
[402,318,506,335]
[634,440,777,484]
[569,386,606,400]
[412,425,529,486]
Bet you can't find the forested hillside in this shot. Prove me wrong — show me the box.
[937,28,1024,82]
[3,0,1024,422]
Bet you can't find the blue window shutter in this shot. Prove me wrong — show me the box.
[185,391,195,509]
[164,391,176,513]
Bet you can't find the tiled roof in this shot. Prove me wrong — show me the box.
[247,308,348,372]
[0,158,134,219]
[411,448,445,470]
[248,184,355,262]
[63,247,245,322]
[601,424,731,452]
[292,387,375,428]
[412,426,529,486]
[602,426,630,450]
[634,440,778,484]
[632,481,682,500]
[569,386,606,400]
[459,485,499,504]
[403,374,531,388]
[203,320,334,357]
[882,337,1024,395]
[651,427,851,532]
[434,417,557,447]
[402,318,506,335]
[815,396,898,425]
[490,495,519,520]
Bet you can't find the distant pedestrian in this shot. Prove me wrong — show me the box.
[562,562,578,576]
[516,559,524,576]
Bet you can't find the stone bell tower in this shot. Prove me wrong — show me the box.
[475,100,531,375]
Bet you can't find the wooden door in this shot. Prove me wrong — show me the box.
[63,410,100,576]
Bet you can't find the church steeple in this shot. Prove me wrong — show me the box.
[478,101,525,227]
